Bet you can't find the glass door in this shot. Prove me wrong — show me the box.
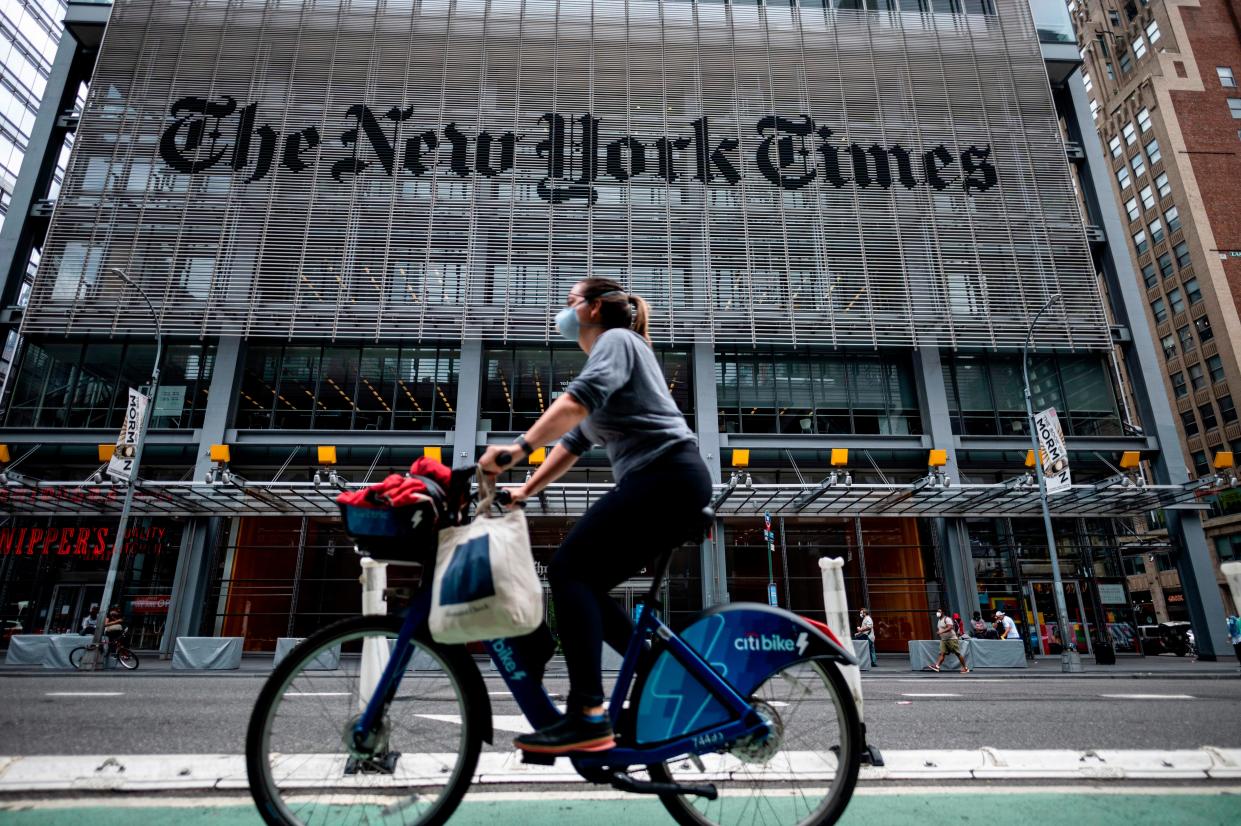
[1027,580,1091,654]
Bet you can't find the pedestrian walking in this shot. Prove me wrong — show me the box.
[928,609,969,673]
[1227,614,1241,670]
[854,608,877,667]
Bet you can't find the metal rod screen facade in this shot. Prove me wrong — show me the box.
[23,0,1106,349]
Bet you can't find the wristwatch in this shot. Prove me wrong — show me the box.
[514,434,533,456]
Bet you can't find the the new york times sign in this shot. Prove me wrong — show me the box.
[159,97,998,202]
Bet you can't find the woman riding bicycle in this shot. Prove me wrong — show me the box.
[479,277,712,756]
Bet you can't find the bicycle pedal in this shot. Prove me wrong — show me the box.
[609,771,717,800]
[519,750,557,766]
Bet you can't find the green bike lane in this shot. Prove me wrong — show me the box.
[3,788,1238,825]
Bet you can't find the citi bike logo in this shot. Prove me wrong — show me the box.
[490,638,526,681]
[734,631,809,656]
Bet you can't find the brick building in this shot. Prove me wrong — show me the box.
[1072,0,1241,620]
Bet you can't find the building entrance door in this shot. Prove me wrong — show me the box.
[1027,580,1091,655]
[46,584,104,635]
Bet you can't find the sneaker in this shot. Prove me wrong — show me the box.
[960,667,970,674]
[514,712,615,755]
[926,664,940,672]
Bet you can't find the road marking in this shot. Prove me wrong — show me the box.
[416,713,533,734]
[44,692,124,697]
[1101,694,1195,700]
[284,692,350,697]
[900,693,959,697]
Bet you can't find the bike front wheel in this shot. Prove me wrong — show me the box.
[649,658,862,826]
[117,648,139,670]
[68,646,103,670]
[246,615,481,826]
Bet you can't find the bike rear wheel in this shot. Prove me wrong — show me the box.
[117,648,139,670]
[648,658,861,826]
[246,615,480,826]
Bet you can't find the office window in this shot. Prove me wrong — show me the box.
[1220,67,1237,88]
[1125,196,1140,221]
[1192,451,1210,478]
[1160,333,1177,359]
[1105,62,1116,81]
[1171,370,1188,397]
[1208,355,1226,383]
[1139,184,1155,209]
[1117,165,1131,189]
[1221,394,1238,424]
[1155,171,1171,197]
[1137,107,1153,132]
[1174,240,1191,267]
[1091,98,1101,120]
[1142,262,1159,288]
[1149,217,1164,244]
[1119,50,1133,74]
[1123,122,1137,145]
[1181,409,1200,437]
[1229,98,1241,118]
[1108,10,1120,26]
[1132,152,1147,178]
[1109,136,1123,157]
[1133,35,1147,59]
[1199,403,1218,431]
[1164,205,1180,232]
[1189,363,1207,391]
[1177,324,1195,354]
[1168,286,1185,314]
[1158,252,1174,279]
[1132,228,1149,254]
[1196,316,1214,343]
[1151,296,1167,323]
[1145,138,1161,164]
[1098,34,1111,58]
[1084,71,1094,93]
[1146,21,1161,44]
[1184,277,1202,304]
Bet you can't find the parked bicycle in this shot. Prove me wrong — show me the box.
[70,629,139,670]
[246,465,875,825]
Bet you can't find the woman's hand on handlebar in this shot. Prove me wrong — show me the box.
[478,443,526,476]
[497,485,530,510]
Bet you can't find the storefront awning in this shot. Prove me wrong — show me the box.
[0,478,1213,520]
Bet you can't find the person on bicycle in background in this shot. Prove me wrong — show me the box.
[103,606,125,650]
[479,277,712,756]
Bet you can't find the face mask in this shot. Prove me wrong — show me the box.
[555,304,581,342]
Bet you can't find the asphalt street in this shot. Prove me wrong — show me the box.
[1,670,1238,755]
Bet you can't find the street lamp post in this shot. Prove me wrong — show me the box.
[88,268,164,668]
[1022,294,1083,673]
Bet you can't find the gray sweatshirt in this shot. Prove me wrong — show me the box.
[560,328,696,481]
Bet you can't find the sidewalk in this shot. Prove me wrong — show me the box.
[2,650,1238,678]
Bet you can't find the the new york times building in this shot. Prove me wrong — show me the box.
[1,0,1227,659]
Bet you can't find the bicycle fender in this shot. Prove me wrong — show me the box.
[632,603,854,745]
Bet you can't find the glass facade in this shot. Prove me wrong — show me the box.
[237,343,459,431]
[4,339,215,429]
[716,351,920,435]
[944,353,1123,437]
[481,346,693,433]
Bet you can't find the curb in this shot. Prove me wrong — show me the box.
[2,749,1238,792]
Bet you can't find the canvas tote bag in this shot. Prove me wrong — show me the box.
[429,476,543,644]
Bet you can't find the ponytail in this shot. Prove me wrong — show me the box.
[577,277,653,345]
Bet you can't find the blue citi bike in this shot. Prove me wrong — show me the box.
[246,464,874,826]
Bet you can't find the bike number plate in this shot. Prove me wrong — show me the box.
[634,606,813,745]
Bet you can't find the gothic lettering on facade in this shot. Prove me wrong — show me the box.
[157,97,1000,201]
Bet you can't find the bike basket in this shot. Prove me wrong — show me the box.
[338,500,439,565]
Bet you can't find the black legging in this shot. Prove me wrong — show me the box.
[549,442,712,709]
